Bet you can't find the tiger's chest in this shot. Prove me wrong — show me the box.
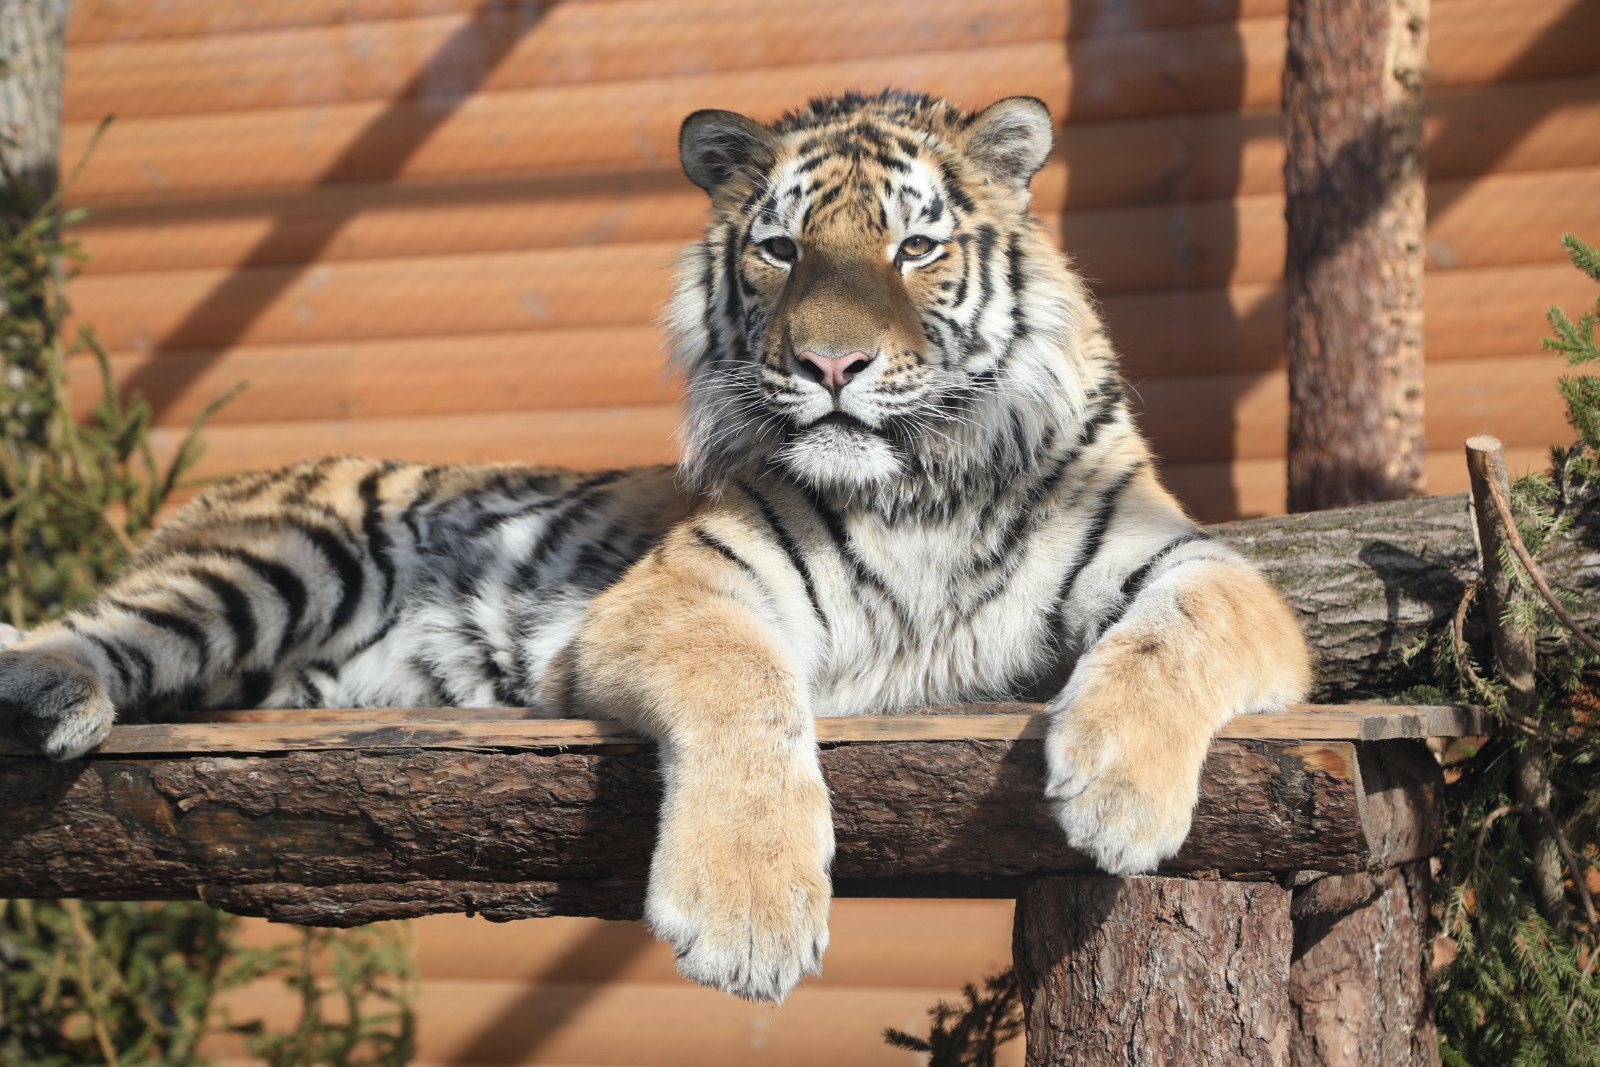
[806,511,1071,714]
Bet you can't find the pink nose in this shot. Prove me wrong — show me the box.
[797,350,872,392]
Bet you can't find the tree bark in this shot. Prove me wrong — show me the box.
[1284,0,1429,511]
[1288,863,1440,1067]
[1210,492,1600,700]
[0,0,73,205]
[1013,875,1292,1066]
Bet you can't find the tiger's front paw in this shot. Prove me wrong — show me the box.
[0,648,115,760]
[644,759,834,1002]
[1042,707,1204,876]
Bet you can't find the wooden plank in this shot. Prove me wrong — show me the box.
[201,974,1026,1067]
[0,705,1483,757]
[57,55,1600,203]
[1427,165,1600,271]
[69,170,707,276]
[63,0,1070,121]
[0,737,1429,907]
[1132,352,1571,464]
[68,327,677,426]
[68,0,1286,47]
[65,240,682,351]
[146,405,684,478]
[67,0,505,45]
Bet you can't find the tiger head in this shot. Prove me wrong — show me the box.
[668,90,1114,502]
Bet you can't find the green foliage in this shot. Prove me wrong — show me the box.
[222,926,418,1067]
[883,969,1022,1067]
[0,130,416,1066]
[1425,234,1600,1066]
[0,121,239,629]
[0,900,233,1066]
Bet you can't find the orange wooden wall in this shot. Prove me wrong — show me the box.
[60,0,1600,521]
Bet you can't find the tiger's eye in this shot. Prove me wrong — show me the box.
[762,237,798,262]
[900,235,937,258]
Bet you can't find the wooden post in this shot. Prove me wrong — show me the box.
[1284,0,1429,510]
[0,0,73,204]
[1288,864,1440,1066]
[1013,875,1292,1066]
[1464,434,1566,930]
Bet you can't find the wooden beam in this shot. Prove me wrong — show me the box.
[0,730,1443,922]
[0,704,1487,756]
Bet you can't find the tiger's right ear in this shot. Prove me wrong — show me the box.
[680,109,773,193]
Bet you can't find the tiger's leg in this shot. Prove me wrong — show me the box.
[1042,472,1311,875]
[560,517,832,1003]
[0,460,417,758]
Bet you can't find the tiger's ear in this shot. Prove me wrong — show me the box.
[963,97,1054,191]
[680,109,773,193]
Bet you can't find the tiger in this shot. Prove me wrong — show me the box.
[0,90,1310,1003]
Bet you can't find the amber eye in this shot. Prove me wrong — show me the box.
[761,236,799,263]
[900,235,938,259]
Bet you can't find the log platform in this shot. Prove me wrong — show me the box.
[0,703,1478,1065]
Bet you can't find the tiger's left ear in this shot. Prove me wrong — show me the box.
[964,97,1054,191]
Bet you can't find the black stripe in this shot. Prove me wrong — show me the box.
[359,466,398,611]
[240,669,273,708]
[108,600,211,672]
[509,472,628,587]
[214,549,308,655]
[691,526,762,585]
[742,483,827,628]
[1096,531,1214,636]
[82,632,133,695]
[1053,463,1146,618]
[796,485,915,639]
[190,570,258,666]
[297,523,366,636]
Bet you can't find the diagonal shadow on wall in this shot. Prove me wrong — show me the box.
[119,0,554,413]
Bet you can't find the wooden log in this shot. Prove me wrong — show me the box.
[1013,875,1293,1065]
[0,734,1443,919]
[1288,863,1440,1067]
[1210,489,1600,699]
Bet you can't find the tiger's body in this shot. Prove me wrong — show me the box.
[0,91,1310,1003]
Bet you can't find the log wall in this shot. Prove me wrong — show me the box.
[58,0,1600,521]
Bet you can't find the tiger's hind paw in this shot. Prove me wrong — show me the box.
[0,649,114,760]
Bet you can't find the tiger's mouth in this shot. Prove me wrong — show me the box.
[807,410,874,432]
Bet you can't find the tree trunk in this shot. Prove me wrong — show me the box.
[1288,864,1440,1066]
[0,0,73,205]
[1284,0,1429,511]
[1210,492,1600,700]
[1013,875,1293,1066]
